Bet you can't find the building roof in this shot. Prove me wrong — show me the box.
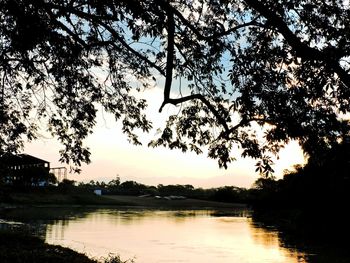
[0,153,49,166]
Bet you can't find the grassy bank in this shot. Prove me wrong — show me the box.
[0,230,128,263]
[2,192,133,206]
[0,188,134,207]
[103,195,246,209]
[0,187,247,209]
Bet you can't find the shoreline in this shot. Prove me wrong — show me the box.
[0,192,248,210]
[0,229,125,263]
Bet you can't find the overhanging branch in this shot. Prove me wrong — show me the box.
[48,3,166,76]
[163,2,262,42]
[163,94,231,133]
[159,6,175,113]
[245,0,350,88]
[158,5,230,134]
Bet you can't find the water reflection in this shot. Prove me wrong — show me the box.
[2,207,349,262]
[21,208,306,263]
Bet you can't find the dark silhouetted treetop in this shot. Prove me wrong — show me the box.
[1,0,350,175]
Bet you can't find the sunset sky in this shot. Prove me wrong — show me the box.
[24,86,306,188]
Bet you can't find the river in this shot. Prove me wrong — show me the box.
[0,207,342,262]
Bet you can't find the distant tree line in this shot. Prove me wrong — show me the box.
[74,177,250,204]
[250,139,350,210]
[249,138,350,239]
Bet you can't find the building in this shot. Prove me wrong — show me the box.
[0,153,50,170]
[0,153,51,186]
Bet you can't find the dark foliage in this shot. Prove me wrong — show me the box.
[251,138,350,209]
[212,186,248,203]
[0,231,94,263]
[77,179,249,203]
[250,139,350,240]
[1,0,350,174]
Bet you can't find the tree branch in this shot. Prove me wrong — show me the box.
[159,7,175,112]
[158,5,230,134]
[100,21,166,76]
[170,5,262,42]
[227,117,273,134]
[40,2,88,48]
[244,0,350,88]
[163,94,231,133]
[48,3,166,76]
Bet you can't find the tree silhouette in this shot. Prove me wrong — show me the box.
[251,135,350,210]
[1,0,350,174]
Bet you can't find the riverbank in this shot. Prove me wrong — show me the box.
[102,195,246,209]
[0,189,247,209]
[0,230,127,263]
[0,190,133,207]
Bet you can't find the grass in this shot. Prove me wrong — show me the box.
[0,187,247,209]
[0,190,134,207]
[103,195,247,209]
[0,230,134,263]
[0,230,95,263]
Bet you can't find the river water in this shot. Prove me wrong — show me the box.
[1,207,316,262]
[46,209,311,262]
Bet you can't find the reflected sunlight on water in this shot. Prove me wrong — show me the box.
[43,209,308,263]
